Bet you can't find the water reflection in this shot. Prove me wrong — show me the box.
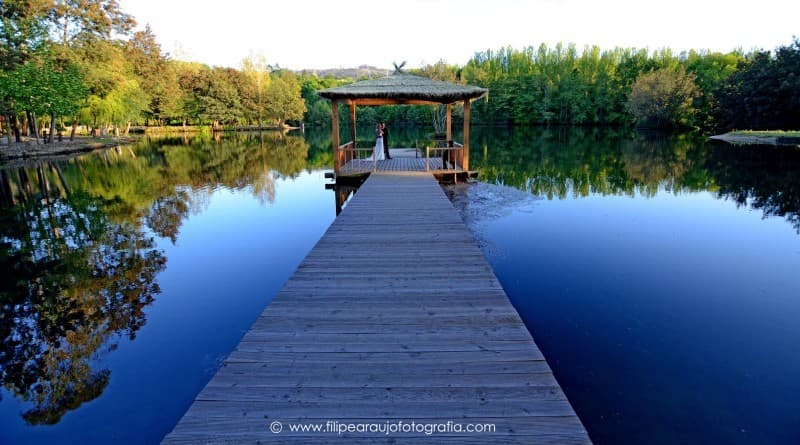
[445,127,800,444]
[0,132,313,427]
[469,127,800,231]
[3,125,799,443]
[0,166,165,425]
[706,144,800,232]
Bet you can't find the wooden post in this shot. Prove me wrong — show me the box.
[349,102,357,169]
[349,103,356,146]
[331,100,340,175]
[445,103,452,142]
[462,99,470,171]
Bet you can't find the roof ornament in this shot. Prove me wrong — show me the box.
[392,61,407,74]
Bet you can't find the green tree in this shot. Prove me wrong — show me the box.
[241,54,271,128]
[685,50,743,128]
[714,38,800,130]
[81,77,147,135]
[172,60,206,125]
[125,25,181,125]
[52,0,134,45]
[0,0,51,70]
[264,70,305,127]
[298,73,344,124]
[626,67,700,129]
[20,57,86,141]
[196,67,246,126]
[0,0,52,142]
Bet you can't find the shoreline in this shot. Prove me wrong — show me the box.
[0,137,138,166]
[709,132,800,146]
[0,126,295,166]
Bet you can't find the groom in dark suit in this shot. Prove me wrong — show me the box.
[381,121,392,159]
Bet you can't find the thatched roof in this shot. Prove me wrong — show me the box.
[318,74,487,104]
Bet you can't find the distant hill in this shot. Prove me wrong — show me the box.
[296,65,389,79]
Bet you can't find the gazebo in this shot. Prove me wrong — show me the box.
[318,73,487,177]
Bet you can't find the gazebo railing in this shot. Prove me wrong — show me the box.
[425,141,466,172]
[335,139,467,175]
[338,141,377,174]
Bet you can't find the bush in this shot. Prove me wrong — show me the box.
[626,67,700,129]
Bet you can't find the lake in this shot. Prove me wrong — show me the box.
[1,127,798,444]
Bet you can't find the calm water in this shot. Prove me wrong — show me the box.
[1,127,799,444]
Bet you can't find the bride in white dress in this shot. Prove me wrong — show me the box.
[372,123,385,161]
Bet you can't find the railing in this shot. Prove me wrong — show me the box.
[334,139,466,176]
[337,141,378,175]
[425,140,465,172]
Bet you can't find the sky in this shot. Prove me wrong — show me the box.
[122,0,799,70]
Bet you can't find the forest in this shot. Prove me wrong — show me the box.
[0,0,307,144]
[1,0,798,149]
[309,41,799,132]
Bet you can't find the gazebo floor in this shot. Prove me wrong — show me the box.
[341,148,463,174]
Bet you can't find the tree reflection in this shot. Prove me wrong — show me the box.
[472,126,800,232]
[705,144,800,232]
[0,173,165,425]
[58,132,311,243]
[0,131,314,425]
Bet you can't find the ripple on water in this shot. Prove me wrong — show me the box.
[443,180,541,259]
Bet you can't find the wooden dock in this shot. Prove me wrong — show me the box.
[162,173,591,444]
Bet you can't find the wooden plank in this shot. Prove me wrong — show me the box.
[165,417,590,444]
[169,398,578,418]
[206,361,555,378]
[165,434,589,445]
[224,349,545,364]
[161,173,591,444]
[195,385,567,403]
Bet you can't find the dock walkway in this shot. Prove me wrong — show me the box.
[163,172,591,443]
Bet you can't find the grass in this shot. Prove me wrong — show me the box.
[728,130,800,137]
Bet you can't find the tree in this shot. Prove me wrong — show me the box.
[52,0,134,45]
[298,73,340,123]
[241,54,271,128]
[192,67,247,126]
[125,25,181,125]
[1,56,85,143]
[172,60,205,125]
[0,0,51,70]
[49,0,136,138]
[16,57,86,141]
[264,70,305,127]
[714,38,800,130]
[626,67,700,129]
[685,50,743,128]
[82,77,147,135]
[1,0,52,143]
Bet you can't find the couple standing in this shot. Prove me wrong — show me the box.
[374,121,392,160]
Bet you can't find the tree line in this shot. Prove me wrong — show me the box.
[1,1,797,147]
[302,40,799,132]
[0,1,306,146]
[458,41,799,130]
